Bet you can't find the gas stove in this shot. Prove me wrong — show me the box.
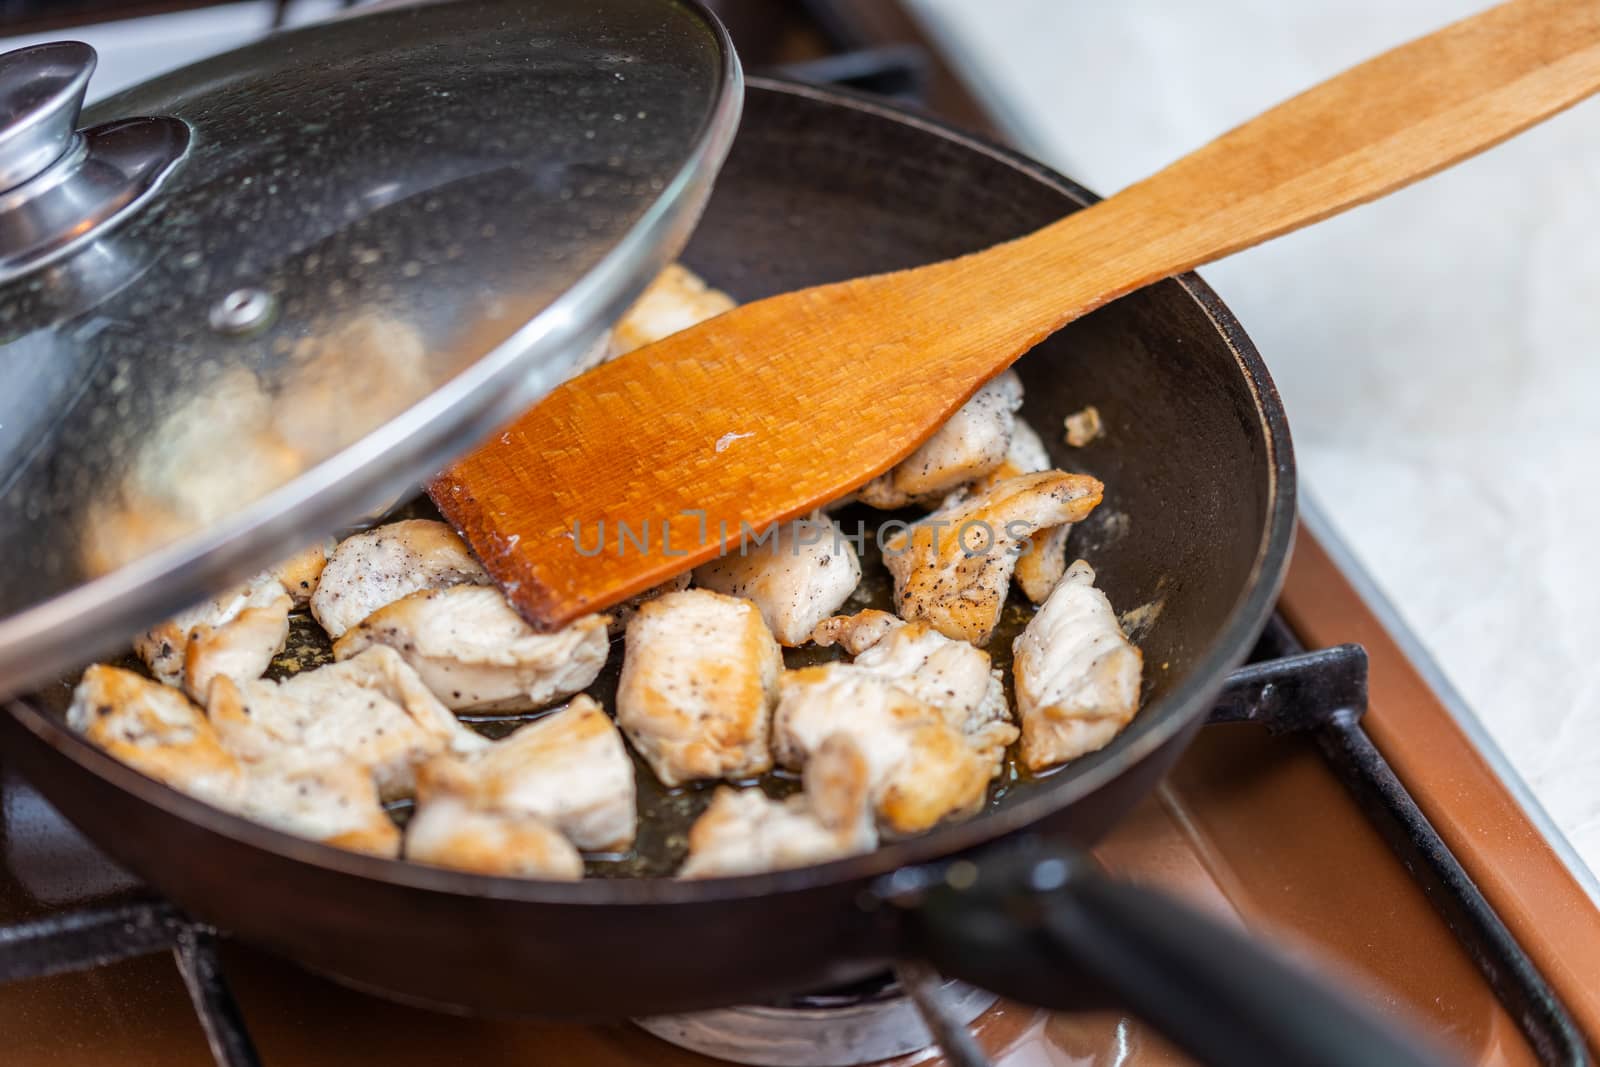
[0,2,1596,1065]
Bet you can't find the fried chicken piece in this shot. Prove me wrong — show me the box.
[606,571,691,636]
[775,615,1017,835]
[810,609,902,655]
[269,539,336,607]
[680,735,877,878]
[67,664,244,807]
[616,589,781,786]
[235,753,401,857]
[612,263,736,357]
[207,646,481,801]
[134,576,292,703]
[310,519,488,639]
[416,695,636,852]
[178,587,294,705]
[774,672,989,835]
[406,799,583,880]
[333,585,610,713]
[693,518,862,646]
[883,470,1103,644]
[68,666,398,855]
[939,415,1050,516]
[946,418,1074,604]
[1012,560,1143,771]
[808,611,1016,775]
[1063,405,1104,447]
[133,541,336,700]
[857,371,1023,509]
[1016,523,1073,605]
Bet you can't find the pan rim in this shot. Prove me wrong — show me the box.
[5,76,1296,908]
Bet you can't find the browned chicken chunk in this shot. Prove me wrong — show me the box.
[406,800,584,880]
[946,417,1073,603]
[1012,560,1143,770]
[616,589,782,786]
[693,517,862,646]
[68,666,399,856]
[333,585,610,712]
[68,664,243,807]
[882,470,1102,644]
[775,613,1017,834]
[810,611,1015,759]
[133,541,336,702]
[310,519,488,639]
[857,371,1023,508]
[207,646,480,801]
[236,754,401,857]
[680,735,877,878]
[135,576,293,702]
[269,539,335,606]
[417,695,636,852]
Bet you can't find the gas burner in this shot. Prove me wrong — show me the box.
[634,968,995,1066]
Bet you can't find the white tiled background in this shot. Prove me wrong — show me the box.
[908,0,1600,875]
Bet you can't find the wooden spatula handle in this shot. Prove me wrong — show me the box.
[975,0,1600,333]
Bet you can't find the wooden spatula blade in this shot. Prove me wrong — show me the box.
[430,267,1039,630]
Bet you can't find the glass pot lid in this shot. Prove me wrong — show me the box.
[0,0,741,696]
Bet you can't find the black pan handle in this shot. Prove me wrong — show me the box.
[887,839,1457,1067]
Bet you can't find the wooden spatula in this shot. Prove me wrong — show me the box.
[434,0,1600,631]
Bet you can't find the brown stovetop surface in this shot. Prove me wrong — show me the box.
[2,525,1594,1065]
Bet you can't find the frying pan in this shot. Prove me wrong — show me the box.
[1,79,1445,1067]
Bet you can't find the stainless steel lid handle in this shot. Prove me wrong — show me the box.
[0,41,96,192]
[0,40,188,284]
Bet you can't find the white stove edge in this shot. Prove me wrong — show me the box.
[1301,494,1600,907]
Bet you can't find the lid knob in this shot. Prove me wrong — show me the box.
[0,41,95,192]
[0,40,187,284]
